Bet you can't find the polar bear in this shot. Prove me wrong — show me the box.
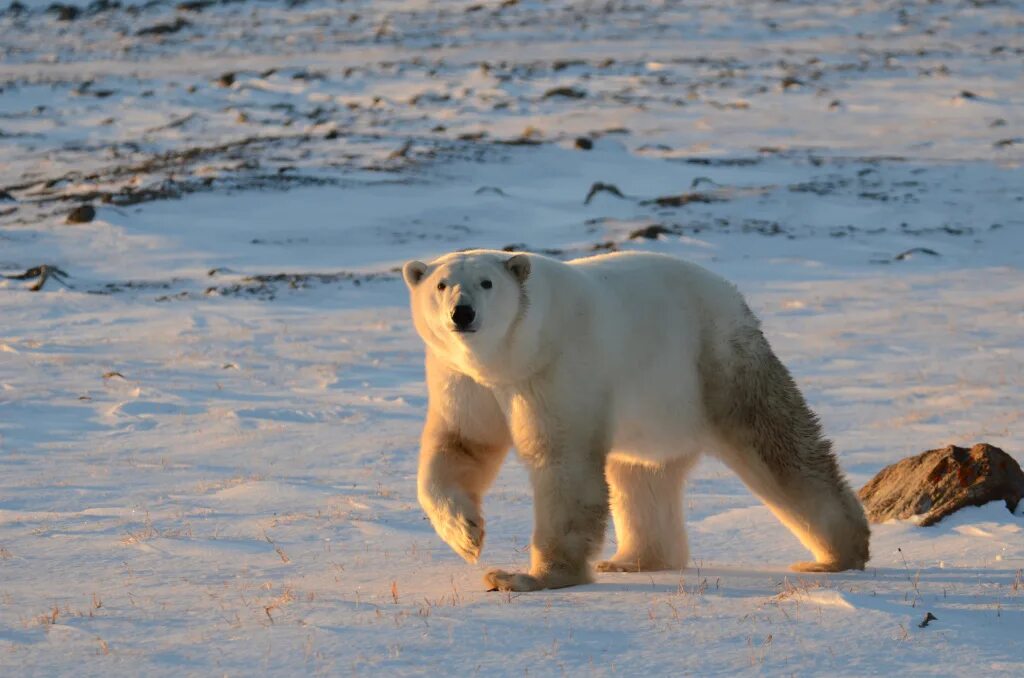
[402,249,869,592]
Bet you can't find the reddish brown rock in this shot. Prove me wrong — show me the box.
[858,443,1024,526]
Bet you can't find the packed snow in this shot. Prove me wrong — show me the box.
[1,0,1022,675]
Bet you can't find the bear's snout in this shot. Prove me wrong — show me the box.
[451,304,477,332]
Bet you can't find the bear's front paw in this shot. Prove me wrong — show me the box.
[484,568,544,592]
[426,503,485,563]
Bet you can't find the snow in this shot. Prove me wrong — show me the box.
[1,0,1023,674]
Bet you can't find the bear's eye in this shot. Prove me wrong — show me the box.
[437,281,447,291]
[481,279,492,289]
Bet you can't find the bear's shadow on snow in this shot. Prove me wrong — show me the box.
[570,561,1024,597]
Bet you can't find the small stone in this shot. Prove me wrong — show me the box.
[574,137,593,150]
[858,443,1024,526]
[66,205,96,224]
[629,224,673,240]
[642,192,721,208]
[543,86,587,100]
[583,182,625,205]
[137,18,191,37]
[52,3,79,20]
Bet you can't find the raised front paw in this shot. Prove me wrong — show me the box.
[425,500,485,563]
[484,568,544,592]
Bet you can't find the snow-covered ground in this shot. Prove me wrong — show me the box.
[1,0,1023,674]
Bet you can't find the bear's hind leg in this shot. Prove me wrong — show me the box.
[703,323,870,572]
[596,456,696,573]
[717,446,869,572]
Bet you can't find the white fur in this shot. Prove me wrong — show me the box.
[403,250,869,591]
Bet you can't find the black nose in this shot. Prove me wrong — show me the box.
[452,304,476,329]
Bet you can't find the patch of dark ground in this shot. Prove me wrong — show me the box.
[2,263,396,298]
[0,134,534,223]
[2,264,70,291]
[119,270,394,301]
[202,270,395,301]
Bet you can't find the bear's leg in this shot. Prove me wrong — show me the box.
[419,424,508,564]
[485,409,610,592]
[717,448,868,572]
[418,363,511,564]
[702,324,870,572]
[596,456,697,573]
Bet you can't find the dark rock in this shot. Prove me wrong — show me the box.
[552,59,585,71]
[583,181,625,205]
[48,3,79,20]
[66,204,96,224]
[629,224,674,240]
[137,18,190,36]
[543,86,587,100]
[641,192,722,207]
[87,0,120,13]
[574,137,593,150]
[496,136,543,146]
[893,247,939,261]
[858,443,1024,526]
[177,0,215,11]
[3,264,70,291]
[216,72,235,87]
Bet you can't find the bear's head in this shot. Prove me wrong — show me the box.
[402,251,531,364]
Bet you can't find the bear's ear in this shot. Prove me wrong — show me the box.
[505,254,530,284]
[402,260,428,288]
